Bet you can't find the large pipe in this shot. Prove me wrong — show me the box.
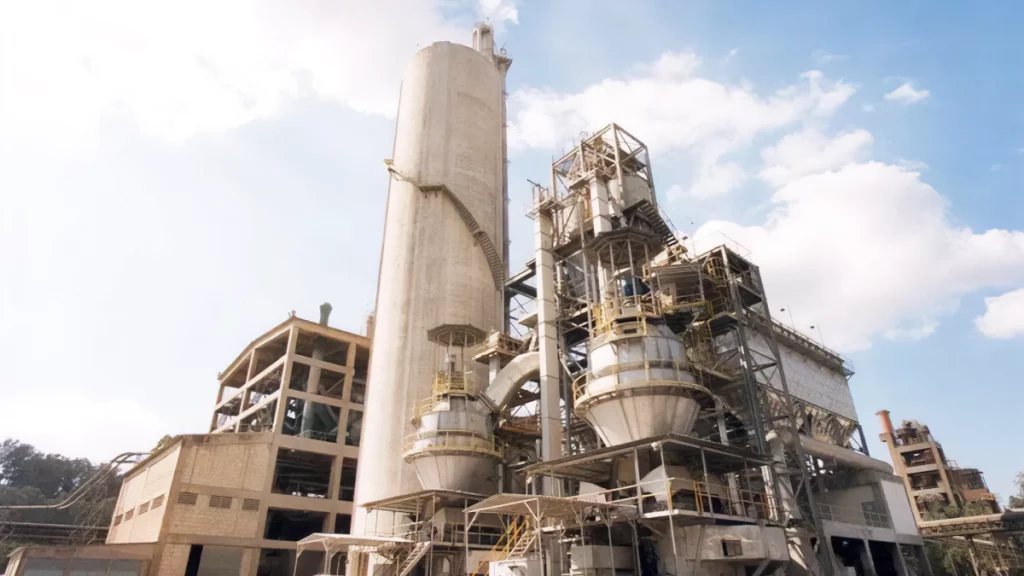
[301,303,333,436]
[482,351,539,412]
[769,430,893,474]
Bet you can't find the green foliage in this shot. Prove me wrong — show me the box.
[152,435,175,453]
[925,540,974,576]
[0,438,127,572]
[1010,472,1024,509]
[920,500,998,521]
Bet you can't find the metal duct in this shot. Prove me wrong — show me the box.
[768,430,893,474]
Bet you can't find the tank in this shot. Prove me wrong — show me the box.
[405,395,501,494]
[354,27,507,533]
[575,323,711,446]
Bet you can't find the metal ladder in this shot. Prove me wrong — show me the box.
[393,542,432,576]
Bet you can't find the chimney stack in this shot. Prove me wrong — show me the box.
[876,410,894,439]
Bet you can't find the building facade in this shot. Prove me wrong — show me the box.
[877,410,1000,522]
[4,310,370,576]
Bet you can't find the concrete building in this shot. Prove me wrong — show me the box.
[876,411,1000,522]
[4,310,371,576]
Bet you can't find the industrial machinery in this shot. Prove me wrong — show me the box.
[311,25,933,576]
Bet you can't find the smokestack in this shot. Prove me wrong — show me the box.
[876,410,894,439]
[319,302,333,326]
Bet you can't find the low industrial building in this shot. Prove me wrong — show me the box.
[4,310,370,576]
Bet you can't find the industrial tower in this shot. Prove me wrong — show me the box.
[321,27,931,576]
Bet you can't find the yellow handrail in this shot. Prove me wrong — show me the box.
[469,518,529,576]
[403,430,504,458]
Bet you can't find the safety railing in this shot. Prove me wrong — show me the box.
[816,503,890,528]
[470,518,532,576]
[411,371,477,421]
[501,414,541,435]
[591,295,661,336]
[364,518,503,548]
[402,430,504,458]
[565,476,776,523]
[572,358,709,404]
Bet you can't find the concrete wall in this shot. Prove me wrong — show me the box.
[881,479,919,536]
[109,444,182,544]
[817,485,877,510]
[657,525,789,573]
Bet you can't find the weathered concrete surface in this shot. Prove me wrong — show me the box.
[353,38,505,532]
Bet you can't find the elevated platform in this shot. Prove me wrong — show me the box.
[919,511,1024,537]
[521,432,771,484]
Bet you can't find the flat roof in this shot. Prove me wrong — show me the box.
[520,433,770,482]
[362,489,487,515]
[296,533,411,555]
[464,493,630,521]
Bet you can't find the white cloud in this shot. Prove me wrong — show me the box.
[884,82,930,104]
[695,149,1024,351]
[0,0,481,146]
[975,288,1024,339]
[759,128,873,186]
[508,52,855,198]
[897,158,929,171]
[812,50,848,65]
[991,163,1003,172]
[862,103,875,112]
[478,0,519,30]
[725,48,739,62]
[1014,146,1024,155]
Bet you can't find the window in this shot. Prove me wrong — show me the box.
[138,502,150,514]
[339,458,358,501]
[345,410,363,447]
[351,347,369,403]
[350,378,366,405]
[721,539,743,557]
[151,494,165,509]
[209,495,233,509]
[264,508,327,541]
[272,449,333,498]
[317,369,346,400]
[113,514,122,526]
[124,509,134,521]
[242,498,261,511]
[334,514,352,534]
[178,492,199,505]
[282,397,340,443]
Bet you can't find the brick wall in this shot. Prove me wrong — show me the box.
[167,493,262,538]
[156,544,191,576]
[178,439,271,492]
[108,443,182,544]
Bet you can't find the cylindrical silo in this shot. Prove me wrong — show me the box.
[353,26,508,534]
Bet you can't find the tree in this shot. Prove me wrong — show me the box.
[1009,472,1024,509]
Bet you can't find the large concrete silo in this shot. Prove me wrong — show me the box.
[353,25,509,533]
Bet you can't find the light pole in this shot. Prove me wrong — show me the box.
[779,307,796,329]
[809,324,826,346]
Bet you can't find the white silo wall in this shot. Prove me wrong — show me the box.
[353,40,505,533]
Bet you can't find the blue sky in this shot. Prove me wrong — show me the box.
[1,0,1021,500]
